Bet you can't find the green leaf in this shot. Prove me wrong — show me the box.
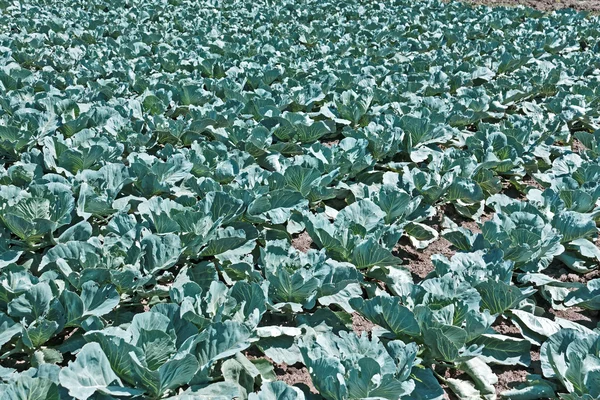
[128,312,175,345]
[0,312,21,347]
[32,348,63,367]
[138,329,177,371]
[410,367,445,400]
[130,352,199,398]
[8,282,53,322]
[2,376,60,400]
[553,211,597,243]
[349,296,420,338]
[351,239,402,269]
[509,309,562,346]
[186,321,254,385]
[500,374,556,399]
[141,233,182,274]
[22,319,60,349]
[564,279,600,310]
[347,358,414,399]
[477,280,524,315]
[80,282,120,317]
[221,358,255,394]
[303,356,346,400]
[405,222,439,249]
[335,199,386,234]
[445,377,481,399]
[459,357,497,399]
[284,166,322,197]
[59,342,141,400]
[473,334,531,366]
[336,90,372,125]
[422,326,466,362]
[373,185,413,224]
[249,381,306,400]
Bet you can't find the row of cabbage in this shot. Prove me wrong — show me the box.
[1,0,600,399]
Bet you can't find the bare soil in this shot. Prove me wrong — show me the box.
[245,349,317,394]
[494,349,544,394]
[545,260,600,283]
[523,176,544,191]
[494,367,529,394]
[395,204,492,282]
[291,231,313,253]
[493,316,522,337]
[489,319,546,395]
[275,363,317,393]
[572,138,587,153]
[444,203,492,233]
[503,180,527,200]
[503,176,545,199]
[459,0,600,12]
[490,318,531,393]
[396,236,455,282]
[352,312,376,335]
[545,307,599,329]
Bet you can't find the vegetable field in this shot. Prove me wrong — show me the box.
[1,0,600,398]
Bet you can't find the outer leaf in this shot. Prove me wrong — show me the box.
[2,376,59,400]
[500,374,556,399]
[349,296,420,338]
[351,239,402,269]
[553,212,597,243]
[80,282,120,317]
[473,334,531,366]
[564,279,600,310]
[59,342,140,400]
[477,281,524,315]
[0,312,21,347]
[248,381,306,400]
[459,357,497,399]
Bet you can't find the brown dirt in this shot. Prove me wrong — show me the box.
[504,176,544,198]
[1,355,29,371]
[530,350,542,375]
[492,317,522,337]
[275,363,318,393]
[56,327,79,341]
[395,205,495,282]
[442,203,492,233]
[444,368,470,380]
[322,139,339,148]
[458,0,600,12]
[352,312,376,335]
[545,307,599,329]
[494,367,529,394]
[538,261,600,328]
[490,320,542,394]
[494,350,543,395]
[244,349,318,394]
[488,319,545,395]
[140,298,151,312]
[522,175,544,191]
[395,235,455,282]
[438,367,464,400]
[460,218,483,234]
[443,389,454,400]
[489,317,532,393]
[545,260,600,283]
[502,180,526,200]
[572,138,587,153]
[291,231,313,253]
